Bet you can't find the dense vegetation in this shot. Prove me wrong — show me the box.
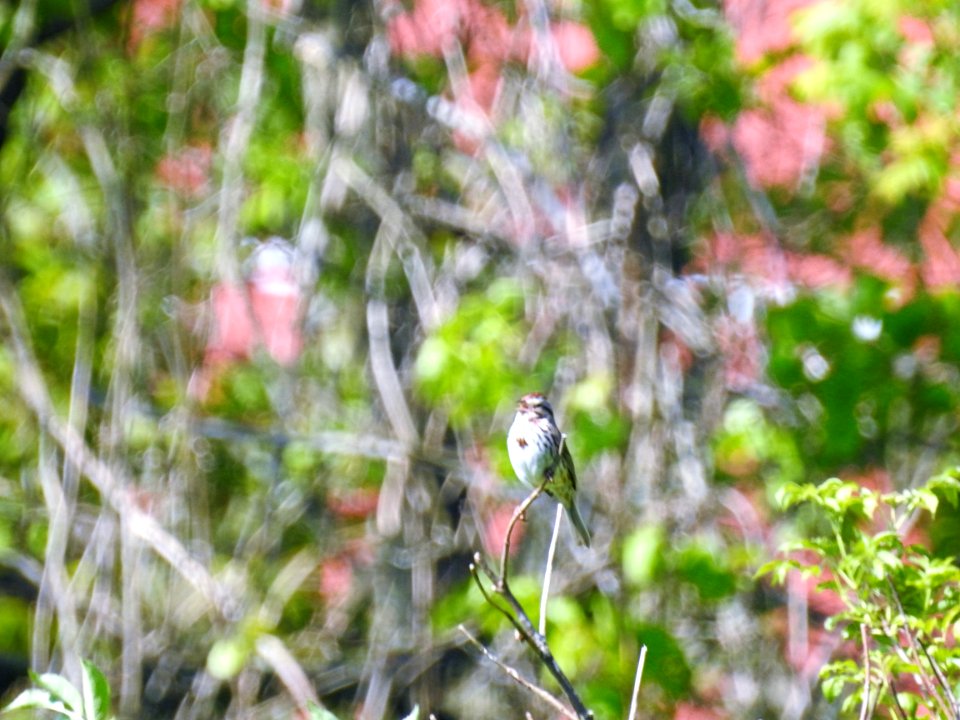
[3,0,960,718]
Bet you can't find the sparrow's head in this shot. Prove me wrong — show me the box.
[518,392,553,416]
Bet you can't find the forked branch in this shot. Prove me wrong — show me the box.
[469,471,593,720]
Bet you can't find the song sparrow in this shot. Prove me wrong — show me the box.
[507,393,591,546]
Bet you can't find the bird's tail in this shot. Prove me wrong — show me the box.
[566,502,591,547]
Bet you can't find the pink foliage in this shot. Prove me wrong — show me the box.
[387,0,470,58]
[784,252,851,289]
[127,0,181,50]
[898,16,935,45]
[327,488,381,520]
[188,242,303,400]
[726,57,828,190]
[388,0,599,72]
[318,555,353,605]
[465,3,514,65]
[673,702,727,720]
[697,232,791,290]
[388,0,599,138]
[714,314,763,391]
[318,541,374,606]
[205,276,300,367]
[156,143,212,198]
[918,183,960,290]
[205,283,257,365]
[708,0,960,295]
[844,228,915,287]
[724,0,815,65]
[537,21,601,74]
[465,62,503,114]
[481,503,525,558]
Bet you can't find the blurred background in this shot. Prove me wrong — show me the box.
[2,0,960,717]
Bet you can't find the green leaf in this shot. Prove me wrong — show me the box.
[774,482,803,510]
[1,689,79,719]
[632,624,691,698]
[305,701,341,720]
[207,636,252,680]
[413,281,530,426]
[414,337,448,381]
[675,544,737,601]
[80,660,110,720]
[31,672,82,714]
[622,524,664,587]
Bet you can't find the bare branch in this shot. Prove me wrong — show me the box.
[457,625,576,720]
[887,581,954,719]
[0,280,234,619]
[626,645,648,720]
[887,677,910,720]
[500,479,548,583]
[471,554,592,720]
[255,634,322,714]
[858,624,871,720]
[539,503,563,636]
[366,222,420,446]
[214,0,267,285]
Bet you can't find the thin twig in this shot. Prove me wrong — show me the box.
[467,443,594,719]
[365,222,420,445]
[31,408,229,613]
[626,645,648,720]
[0,286,328,705]
[471,554,592,720]
[33,437,80,681]
[918,636,960,718]
[499,479,548,584]
[458,625,577,720]
[0,0,37,89]
[214,0,267,285]
[887,677,909,720]
[539,504,563,636]
[470,558,513,620]
[334,156,441,332]
[0,279,334,715]
[859,624,871,720]
[255,634,320,713]
[440,42,536,243]
[887,580,955,719]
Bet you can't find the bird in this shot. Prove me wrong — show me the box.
[507,392,591,546]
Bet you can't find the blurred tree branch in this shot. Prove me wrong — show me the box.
[0,0,126,150]
[0,276,332,716]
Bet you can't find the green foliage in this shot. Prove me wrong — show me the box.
[712,398,805,494]
[586,0,743,119]
[2,660,112,720]
[414,279,534,425]
[623,523,665,588]
[766,276,960,473]
[206,634,255,681]
[674,543,737,601]
[632,624,691,699]
[432,575,544,638]
[21,0,960,715]
[793,0,960,206]
[0,598,30,660]
[565,374,629,461]
[666,17,743,121]
[624,524,738,601]
[305,701,342,720]
[762,471,960,716]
